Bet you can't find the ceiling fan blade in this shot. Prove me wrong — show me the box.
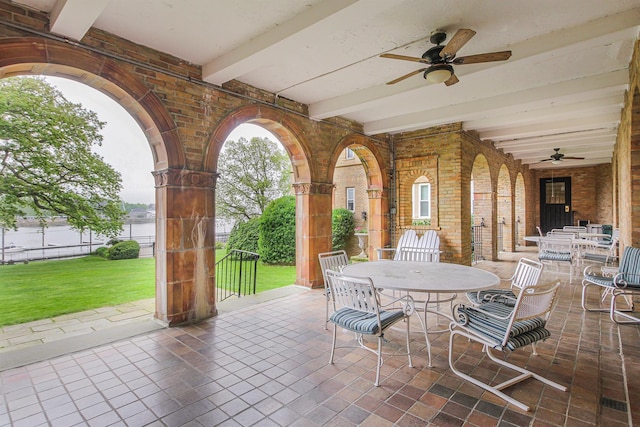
[538,159,553,163]
[454,51,512,64]
[440,28,476,58]
[563,156,585,160]
[386,68,426,85]
[444,73,459,86]
[380,53,425,63]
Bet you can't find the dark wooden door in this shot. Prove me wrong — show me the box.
[540,177,572,233]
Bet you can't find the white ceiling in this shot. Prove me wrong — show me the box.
[11,0,640,169]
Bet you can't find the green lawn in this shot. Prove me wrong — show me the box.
[0,252,296,327]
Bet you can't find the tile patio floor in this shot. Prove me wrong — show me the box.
[1,249,639,426]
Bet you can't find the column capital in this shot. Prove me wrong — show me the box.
[292,182,334,195]
[366,188,387,199]
[153,168,219,188]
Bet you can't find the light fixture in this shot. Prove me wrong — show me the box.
[551,160,562,165]
[424,65,453,83]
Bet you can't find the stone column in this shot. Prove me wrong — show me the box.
[153,168,218,325]
[293,182,334,288]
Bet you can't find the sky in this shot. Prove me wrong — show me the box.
[43,76,277,205]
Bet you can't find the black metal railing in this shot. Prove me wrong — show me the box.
[472,222,484,264]
[215,249,260,302]
[497,217,505,252]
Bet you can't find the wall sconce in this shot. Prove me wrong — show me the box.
[361,211,367,221]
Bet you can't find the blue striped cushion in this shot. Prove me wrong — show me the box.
[539,250,571,262]
[618,247,640,288]
[457,303,548,349]
[330,307,405,334]
[584,274,615,288]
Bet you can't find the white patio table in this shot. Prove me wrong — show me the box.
[342,261,500,366]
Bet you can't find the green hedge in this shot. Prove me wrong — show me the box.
[227,217,260,253]
[259,196,296,264]
[107,240,140,260]
[332,208,355,250]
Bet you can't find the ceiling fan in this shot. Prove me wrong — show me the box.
[539,148,585,164]
[380,28,512,86]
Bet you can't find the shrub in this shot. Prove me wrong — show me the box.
[332,208,355,250]
[259,196,296,264]
[108,240,140,260]
[94,246,109,258]
[227,217,260,254]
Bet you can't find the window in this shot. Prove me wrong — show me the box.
[346,187,355,211]
[412,182,431,219]
[345,148,355,159]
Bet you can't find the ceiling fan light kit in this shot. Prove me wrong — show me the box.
[381,28,512,86]
[424,64,453,83]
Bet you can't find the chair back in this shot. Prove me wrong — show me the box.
[618,246,640,284]
[510,258,543,291]
[547,230,578,238]
[563,226,587,232]
[393,230,420,260]
[396,230,441,262]
[536,226,544,237]
[318,250,349,287]
[325,269,379,315]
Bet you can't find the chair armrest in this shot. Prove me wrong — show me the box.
[452,302,512,322]
[376,247,397,260]
[380,294,415,316]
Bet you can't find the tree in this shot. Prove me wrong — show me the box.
[216,136,291,222]
[0,77,124,236]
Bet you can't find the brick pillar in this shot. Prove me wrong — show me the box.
[367,188,388,260]
[293,182,334,288]
[153,168,217,325]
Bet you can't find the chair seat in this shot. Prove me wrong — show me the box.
[539,250,572,262]
[584,274,615,288]
[456,302,549,350]
[330,307,405,334]
[466,289,516,305]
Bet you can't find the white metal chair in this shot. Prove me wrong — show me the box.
[582,246,640,324]
[466,258,543,306]
[318,250,349,329]
[325,269,414,386]
[582,237,619,266]
[537,236,576,281]
[376,229,419,260]
[449,281,566,411]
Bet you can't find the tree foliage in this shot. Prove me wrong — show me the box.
[0,77,124,236]
[332,208,355,250]
[216,136,291,223]
[259,196,296,265]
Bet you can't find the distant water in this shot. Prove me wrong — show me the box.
[2,223,156,249]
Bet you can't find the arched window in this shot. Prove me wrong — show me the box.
[412,176,431,219]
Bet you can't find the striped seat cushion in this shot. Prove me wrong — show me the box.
[539,250,571,262]
[584,274,615,288]
[330,307,405,334]
[457,302,549,350]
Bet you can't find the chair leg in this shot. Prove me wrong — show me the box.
[448,329,566,412]
[375,336,382,387]
[582,282,612,313]
[329,324,337,365]
[611,291,640,324]
[325,295,329,330]
[405,314,413,368]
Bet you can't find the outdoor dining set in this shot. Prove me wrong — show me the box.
[318,226,639,412]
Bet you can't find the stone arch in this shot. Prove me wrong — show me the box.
[515,173,526,248]
[0,37,190,324]
[207,105,325,286]
[0,38,181,170]
[328,134,387,259]
[497,164,513,252]
[206,104,311,183]
[471,154,493,261]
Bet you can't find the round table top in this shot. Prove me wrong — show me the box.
[342,261,500,293]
